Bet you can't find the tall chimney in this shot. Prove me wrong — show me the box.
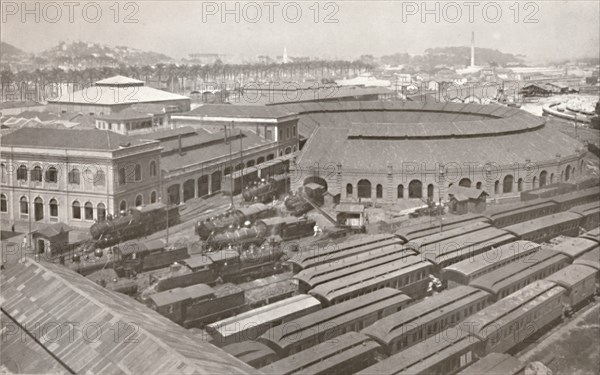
[471,31,475,68]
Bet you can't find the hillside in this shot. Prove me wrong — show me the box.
[381,47,525,69]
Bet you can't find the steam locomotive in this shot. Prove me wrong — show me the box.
[195,203,276,240]
[89,203,180,248]
[205,216,316,250]
[242,174,289,203]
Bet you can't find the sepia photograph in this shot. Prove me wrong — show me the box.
[0,1,599,374]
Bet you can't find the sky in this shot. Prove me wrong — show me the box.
[1,0,599,61]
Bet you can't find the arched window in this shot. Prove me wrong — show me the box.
[346,183,353,198]
[408,180,422,198]
[34,197,44,221]
[84,202,94,220]
[550,173,554,184]
[458,178,471,188]
[397,184,404,199]
[93,169,105,186]
[376,184,383,199]
[150,161,157,177]
[293,146,297,152]
[69,168,80,184]
[135,164,142,181]
[119,167,126,185]
[49,199,58,217]
[119,200,127,213]
[284,147,292,155]
[494,180,500,194]
[235,163,244,171]
[45,167,58,183]
[257,156,265,164]
[0,163,5,183]
[266,154,274,161]
[246,160,255,168]
[72,201,81,219]
[476,182,482,189]
[503,175,514,193]
[427,184,434,200]
[224,167,232,176]
[539,171,547,187]
[17,165,28,181]
[150,191,157,203]
[135,194,143,207]
[357,179,372,198]
[32,166,42,182]
[518,178,523,192]
[1,194,7,212]
[20,196,28,214]
[97,203,106,221]
[532,176,537,188]
[565,165,571,181]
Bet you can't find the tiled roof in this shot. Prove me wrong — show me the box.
[96,108,153,121]
[0,127,154,151]
[49,86,189,105]
[448,186,488,201]
[0,259,260,375]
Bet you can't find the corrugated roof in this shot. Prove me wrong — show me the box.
[0,259,261,375]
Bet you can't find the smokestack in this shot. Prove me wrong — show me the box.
[471,31,475,68]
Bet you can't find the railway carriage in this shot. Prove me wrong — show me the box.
[545,236,599,261]
[550,186,600,211]
[288,234,401,273]
[206,294,321,346]
[573,247,600,274]
[394,214,491,242]
[503,211,584,243]
[570,201,600,231]
[295,244,416,293]
[308,256,431,304]
[362,286,490,356]
[463,280,566,355]
[469,248,570,301]
[112,238,189,277]
[416,227,517,270]
[356,329,480,375]
[442,241,541,288]
[259,332,383,375]
[484,200,559,228]
[546,264,598,311]
[403,221,493,253]
[222,341,279,368]
[259,288,411,357]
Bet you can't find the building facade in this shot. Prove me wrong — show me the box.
[1,128,161,229]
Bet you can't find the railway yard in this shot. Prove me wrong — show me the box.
[19,176,598,375]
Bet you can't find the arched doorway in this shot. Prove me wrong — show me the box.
[168,184,180,205]
[376,184,383,199]
[427,184,434,200]
[550,173,554,184]
[494,181,500,194]
[476,182,482,189]
[408,180,422,198]
[458,178,471,188]
[397,184,404,199]
[539,171,547,187]
[503,175,514,193]
[34,197,44,221]
[346,184,353,198]
[518,178,523,192]
[357,179,372,198]
[183,179,195,201]
[565,165,571,181]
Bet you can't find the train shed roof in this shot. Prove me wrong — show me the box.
[0,259,261,375]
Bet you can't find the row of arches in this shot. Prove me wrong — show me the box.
[347,180,434,199]
[118,191,158,213]
[12,196,107,222]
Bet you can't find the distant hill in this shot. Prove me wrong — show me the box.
[1,40,176,70]
[38,41,176,68]
[381,47,525,70]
